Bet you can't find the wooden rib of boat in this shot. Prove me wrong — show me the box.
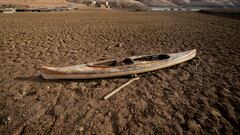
[41,49,196,79]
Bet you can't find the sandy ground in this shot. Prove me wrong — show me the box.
[0,10,240,134]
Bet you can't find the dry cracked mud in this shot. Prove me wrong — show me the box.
[0,9,240,134]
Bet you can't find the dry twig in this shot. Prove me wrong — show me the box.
[107,43,122,50]
[195,56,201,69]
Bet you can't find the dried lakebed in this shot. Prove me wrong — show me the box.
[0,10,240,134]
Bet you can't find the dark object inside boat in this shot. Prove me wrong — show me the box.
[95,54,171,67]
[134,54,170,61]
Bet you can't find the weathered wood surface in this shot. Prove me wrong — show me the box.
[41,49,196,79]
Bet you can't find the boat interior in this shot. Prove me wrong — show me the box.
[93,54,171,67]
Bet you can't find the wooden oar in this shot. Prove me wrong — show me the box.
[104,77,140,100]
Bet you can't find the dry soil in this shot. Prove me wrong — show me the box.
[0,10,240,135]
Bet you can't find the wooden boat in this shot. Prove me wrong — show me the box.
[41,49,196,79]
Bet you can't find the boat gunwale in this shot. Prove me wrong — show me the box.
[43,49,195,69]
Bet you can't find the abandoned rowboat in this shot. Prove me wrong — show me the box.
[41,49,196,79]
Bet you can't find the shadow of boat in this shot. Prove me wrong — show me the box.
[14,75,136,84]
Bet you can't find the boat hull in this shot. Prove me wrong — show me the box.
[41,49,196,79]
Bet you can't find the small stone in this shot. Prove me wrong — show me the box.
[69,82,78,89]
[210,108,221,117]
[173,92,179,97]
[79,85,86,90]
[101,80,107,86]
[116,43,123,47]
[21,91,26,95]
[108,112,112,116]
[79,126,84,132]
[7,116,11,121]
